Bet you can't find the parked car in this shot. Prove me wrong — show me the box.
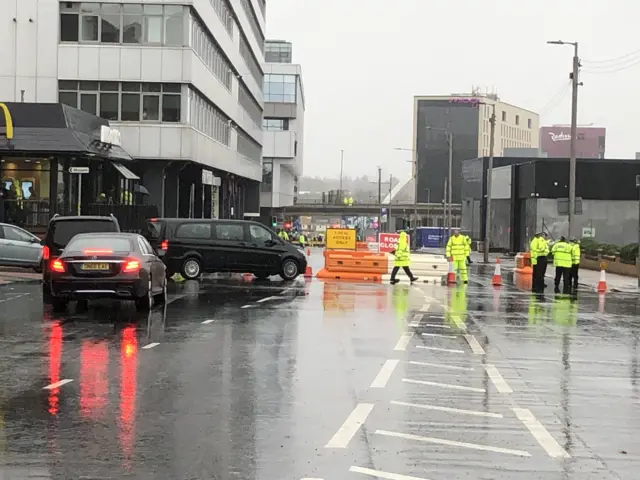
[0,222,43,271]
[47,232,167,311]
[42,214,121,299]
[142,218,307,281]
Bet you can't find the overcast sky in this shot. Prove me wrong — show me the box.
[265,0,640,180]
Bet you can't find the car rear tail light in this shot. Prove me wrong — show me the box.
[50,259,65,273]
[83,248,113,255]
[42,245,50,260]
[160,240,168,251]
[122,259,141,273]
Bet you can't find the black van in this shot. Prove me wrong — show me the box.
[143,218,307,281]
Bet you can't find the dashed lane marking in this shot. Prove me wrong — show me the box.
[350,466,431,480]
[142,342,160,350]
[391,400,503,418]
[419,304,431,312]
[240,305,253,309]
[375,430,531,457]
[402,378,485,393]
[0,293,30,303]
[393,333,413,351]
[485,365,513,393]
[370,359,400,388]
[325,403,374,448]
[411,314,423,323]
[43,379,73,390]
[422,323,451,328]
[420,332,457,339]
[201,319,215,324]
[409,360,473,371]
[463,334,485,354]
[512,408,570,458]
[257,296,279,303]
[416,345,465,354]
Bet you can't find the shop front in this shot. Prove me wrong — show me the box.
[0,102,156,232]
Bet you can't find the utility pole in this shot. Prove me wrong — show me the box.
[443,177,447,235]
[388,173,393,232]
[339,149,344,201]
[484,104,496,263]
[447,132,453,238]
[569,42,580,239]
[377,166,382,232]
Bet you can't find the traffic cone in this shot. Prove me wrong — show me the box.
[492,258,502,286]
[598,292,605,314]
[242,273,254,282]
[304,265,313,278]
[597,264,607,293]
[306,247,311,256]
[446,259,456,285]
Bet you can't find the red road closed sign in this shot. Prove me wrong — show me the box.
[378,233,409,253]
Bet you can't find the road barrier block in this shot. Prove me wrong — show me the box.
[315,249,388,281]
[514,252,533,275]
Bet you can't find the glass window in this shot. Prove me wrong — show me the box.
[81,14,99,41]
[80,93,97,115]
[164,6,183,46]
[214,224,244,241]
[250,225,272,243]
[4,226,35,243]
[162,94,180,122]
[100,81,118,91]
[60,14,79,42]
[59,92,77,108]
[144,15,163,43]
[99,93,118,120]
[121,93,140,121]
[65,236,132,253]
[123,5,143,44]
[122,82,141,92]
[100,4,121,43]
[50,220,118,249]
[143,95,160,120]
[175,223,212,239]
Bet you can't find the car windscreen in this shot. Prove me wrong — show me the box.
[143,221,163,240]
[64,237,132,255]
[50,220,118,249]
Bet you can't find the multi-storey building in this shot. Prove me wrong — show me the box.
[0,0,266,219]
[260,40,304,210]
[412,93,539,203]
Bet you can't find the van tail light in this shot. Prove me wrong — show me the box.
[160,240,168,251]
[50,259,65,273]
[42,245,50,261]
[122,259,141,273]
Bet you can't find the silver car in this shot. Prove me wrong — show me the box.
[0,222,43,271]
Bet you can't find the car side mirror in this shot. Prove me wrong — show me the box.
[265,239,277,247]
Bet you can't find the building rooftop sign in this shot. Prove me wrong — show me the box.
[448,97,481,106]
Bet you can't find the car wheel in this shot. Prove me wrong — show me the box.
[153,277,167,305]
[135,278,153,311]
[51,298,68,312]
[280,259,300,281]
[181,258,202,280]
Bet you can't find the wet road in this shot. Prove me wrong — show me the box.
[0,254,639,479]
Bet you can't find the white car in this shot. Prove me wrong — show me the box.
[0,222,43,271]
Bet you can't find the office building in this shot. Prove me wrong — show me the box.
[260,40,305,210]
[412,92,539,204]
[0,0,266,219]
[540,125,606,159]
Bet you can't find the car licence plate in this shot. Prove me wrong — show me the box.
[81,263,109,271]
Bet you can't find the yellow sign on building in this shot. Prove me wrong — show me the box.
[325,228,356,250]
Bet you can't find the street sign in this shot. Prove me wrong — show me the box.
[582,227,595,238]
[378,233,410,253]
[326,228,357,250]
[69,167,89,174]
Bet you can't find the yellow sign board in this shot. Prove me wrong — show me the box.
[325,228,357,250]
[0,103,13,140]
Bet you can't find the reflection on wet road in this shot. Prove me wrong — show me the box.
[0,256,639,479]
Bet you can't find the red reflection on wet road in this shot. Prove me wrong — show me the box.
[48,322,62,416]
[79,341,109,419]
[119,325,138,468]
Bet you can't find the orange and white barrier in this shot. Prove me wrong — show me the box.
[597,263,607,292]
[446,260,456,285]
[514,252,533,275]
[316,250,387,281]
[492,258,502,286]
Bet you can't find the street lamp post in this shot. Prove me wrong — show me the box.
[339,149,344,201]
[483,104,496,263]
[548,40,580,238]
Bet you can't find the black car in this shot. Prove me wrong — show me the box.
[143,218,307,281]
[42,214,121,298]
[47,232,167,311]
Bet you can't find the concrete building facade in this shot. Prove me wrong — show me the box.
[0,0,266,219]
[260,40,304,210]
[412,93,539,204]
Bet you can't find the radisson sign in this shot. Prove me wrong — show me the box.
[448,97,481,106]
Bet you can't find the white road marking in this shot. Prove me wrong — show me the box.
[43,379,73,390]
[464,334,485,354]
[409,360,474,371]
[402,378,485,393]
[350,466,431,480]
[423,323,451,328]
[375,430,530,457]
[416,345,465,354]
[420,304,431,312]
[421,332,457,338]
[370,359,400,388]
[512,408,571,458]
[241,305,252,309]
[451,315,467,329]
[142,342,160,350]
[257,296,279,303]
[411,313,423,323]
[325,403,374,448]
[300,478,324,480]
[201,319,215,324]
[391,400,503,418]
[485,365,513,393]
[393,333,413,351]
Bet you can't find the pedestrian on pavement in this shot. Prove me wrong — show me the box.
[530,231,550,293]
[446,228,469,284]
[390,230,419,284]
[464,233,473,264]
[551,236,572,293]
[569,237,580,292]
[299,232,306,249]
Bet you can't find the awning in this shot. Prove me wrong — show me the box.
[113,162,139,180]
